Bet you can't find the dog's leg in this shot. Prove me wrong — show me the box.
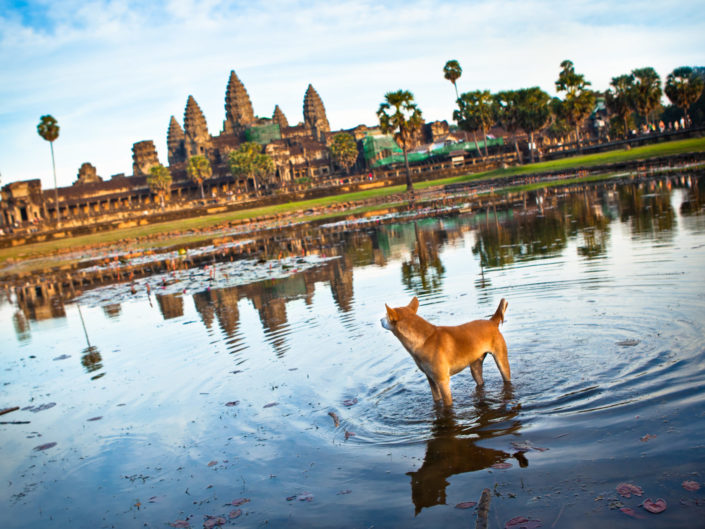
[491,337,511,382]
[438,377,453,407]
[425,374,442,402]
[470,359,484,386]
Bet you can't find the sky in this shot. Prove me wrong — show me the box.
[1,0,704,190]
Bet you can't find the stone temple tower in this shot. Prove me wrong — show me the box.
[272,105,289,129]
[183,95,212,158]
[223,70,255,134]
[303,84,330,142]
[167,116,186,165]
[132,140,160,176]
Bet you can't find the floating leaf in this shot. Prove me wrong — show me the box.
[228,509,242,519]
[492,462,512,470]
[505,516,542,529]
[53,354,71,361]
[682,480,700,491]
[455,501,477,509]
[640,434,656,442]
[229,498,250,506]
[263,402,278,408]
[344,430,355,440]
[616,339,640,347]
[328,411,340,427]
[617,483,643,498]
[207,460,218,467]
[169,520,190,528]
[225,401,239,407]
[642,498,667,514]
[33,442,57,451]
[343,398,358,407]
[620,507,646,519]
[203,515,226,528]
[511,440,549,452]
[87,416,103,421]
[297,493,314,502]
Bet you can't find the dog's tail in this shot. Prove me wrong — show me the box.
[490,298,508,325]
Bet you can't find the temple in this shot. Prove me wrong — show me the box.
[1,67,460,232]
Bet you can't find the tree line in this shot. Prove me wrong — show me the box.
[35,60,704,212]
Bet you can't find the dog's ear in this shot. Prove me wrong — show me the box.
[385,304,398,322]
[408,297,419,313]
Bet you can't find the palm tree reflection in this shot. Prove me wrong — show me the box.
[407,386,524,514]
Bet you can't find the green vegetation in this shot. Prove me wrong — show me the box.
[37,115,61,225]
[147,164,172,209]
[377,90,424,191]
[228,141,275,196]
[329,132,358,174]
[455,89,495,158]
[443,59,462,100]
[665,67,705,124]
[187,155,213,200]
[2,137,704,274]
[555,60,596,147]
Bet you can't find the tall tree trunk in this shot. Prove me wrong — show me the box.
[472,131,480,156]
[199,181,205,200]
[529,131,536,163]
[623,115,629,139]
[482,125,489,158]
[513,134,522,163]
[575,125,581,151]
[402,148,413,192]
[50,142,60,227]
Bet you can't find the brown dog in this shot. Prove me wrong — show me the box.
[381,297,509,406]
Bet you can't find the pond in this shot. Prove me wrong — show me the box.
[2,174,704,528]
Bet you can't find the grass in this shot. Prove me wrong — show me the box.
[1,136,704,274]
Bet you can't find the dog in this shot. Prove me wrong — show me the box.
[381,297,509,406]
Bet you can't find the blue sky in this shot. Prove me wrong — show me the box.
[1,0,704,189]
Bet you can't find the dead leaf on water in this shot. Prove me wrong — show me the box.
[169,520,190,528]
[505,516,542,528]
[616,339,640,347]
[328,411,340,427]
[228,509,242,519]
[229,498,250,506]
[492,462,512,470]
[682,480,700,491]
[620,507,646,519]
[617,483,644,498]
[642,498,667,514]
[455,501,477,509]
[33,442,57,451]
[207,460,217,467]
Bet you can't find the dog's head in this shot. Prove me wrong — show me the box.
[381,297,419,332]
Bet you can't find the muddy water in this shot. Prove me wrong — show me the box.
[2,175,704,528]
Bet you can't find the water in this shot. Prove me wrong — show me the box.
[2,175,704,528]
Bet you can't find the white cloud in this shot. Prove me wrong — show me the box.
[1,0,703,188]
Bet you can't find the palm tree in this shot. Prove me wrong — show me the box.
[443,60,462,100]
[37,115,61,226]
[186,155,212,201]
[555,60,596,148]
[377,90,424,192]
[454,90,495,158]
[605,74,636,139]
[515,87,551,163]
[665,66,705,126]
[330,132,359,175]
[631,67,662,127]
[228,141,275,196]
[493,90,522,161]
[147,164,172,209]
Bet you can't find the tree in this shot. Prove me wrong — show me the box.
[228,141,275,196]
[631,67,662,126]
[454,90,495,158]
[516,87,551,163]
[377,90,424,192]
[37,115,61,226]
[605,74,636,139]
[546,97,573,144]
[147,164,172,209]
[186,155,213,200]
[665,66,704,126]
[493,90,522,160]
[443,60,462,100]
[555,60,596,147]
[329,132,358,174]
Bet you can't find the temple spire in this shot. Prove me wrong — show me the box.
[272,105,289,129]
[167,116,186,165]
[303,84,330,140]
[224,70,255,133]
[183,95,211,157]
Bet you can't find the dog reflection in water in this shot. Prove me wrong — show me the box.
[407,386,526,514]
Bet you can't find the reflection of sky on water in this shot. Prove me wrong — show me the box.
[1,175,704,527]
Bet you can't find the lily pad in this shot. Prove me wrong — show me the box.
[642,498,667,514]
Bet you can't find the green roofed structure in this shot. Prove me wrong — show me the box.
[245,123,282,145]
[364,134,504,168]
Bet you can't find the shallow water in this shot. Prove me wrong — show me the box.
[2,175,705,528]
